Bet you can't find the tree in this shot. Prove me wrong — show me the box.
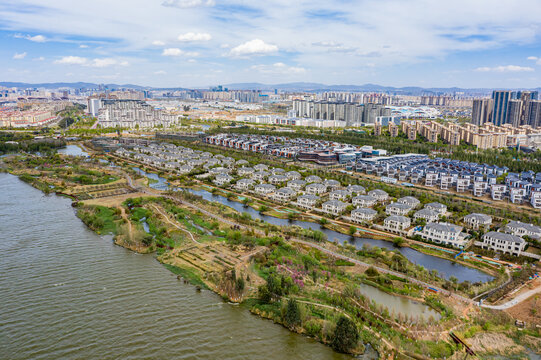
[365,267,379,277]
[331,316,359,353]
[393,237,405,247]
[258,285,272,303]
[348,226,356,236]
[284,298,301,329]
[236,277,245,292]
[288,211,298,221]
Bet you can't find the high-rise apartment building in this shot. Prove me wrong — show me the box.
[491,90,516,126]
[471,98,493,126]
[527,100,541,128]
[291,100,390,125]
[87,98,102,117]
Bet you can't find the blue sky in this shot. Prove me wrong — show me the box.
[1,0,541,88]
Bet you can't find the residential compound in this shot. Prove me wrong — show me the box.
[472,90,540,127]
[105,136,539,257]
[292,100,391,126]
[96,99,180,128]
[399,120,541,149]
[205,133,541,209]
[0,101,70,127]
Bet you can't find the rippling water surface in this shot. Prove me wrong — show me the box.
[0,173,360,360]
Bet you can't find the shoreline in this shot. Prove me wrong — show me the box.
[3,152,539,359]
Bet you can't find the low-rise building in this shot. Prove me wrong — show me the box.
[322,200,347,215]
[296,194,320,210]
[214,173,233,186]
[383,215,411,233]
[254,183,276,195]
[367,189,389,202]
[254,164,269,171]
[268,174,288,185]
[425,202,447,215]
[236,178,255,191]
[329,189,349,201]
[305,183,327,195]
[397,196,421,209]
[413,209,440,223]
[285,171,302,180]
[352,195,377,208]
[178,165,194,174]
[251,170,270,181]
[287,179,306,192]
[346,184,366,195]
[416,222,468,248]
[323,179,341,191]
[463,213,492,230]
[351,208,377,223]
[505,221,541,240]
[473,181,487,197]
[305,175,322,183]
[491,184,507,201]
[237,166,255,176]
[273,187,296,203]
[481,231,526,256]
[386,202,413,216]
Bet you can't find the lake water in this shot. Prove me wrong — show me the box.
[58,144,89,157]
[180,186,494,283]
[0,173,365,360]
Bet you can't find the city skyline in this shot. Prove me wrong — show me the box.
[2,0,541,88]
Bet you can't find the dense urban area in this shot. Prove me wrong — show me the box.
[1,83,540,360]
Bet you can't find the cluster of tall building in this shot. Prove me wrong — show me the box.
[202,90,280,103]
[96,100,179,129]
[472,90,541,128]
[398,120,541,149]
[291,100,391,125]
[0,101,70,128]
[420,96,473,108]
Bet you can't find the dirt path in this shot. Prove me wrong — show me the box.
[119,206,133,242]
[150,204,199,244]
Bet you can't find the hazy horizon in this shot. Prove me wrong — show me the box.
[1,1,541,88]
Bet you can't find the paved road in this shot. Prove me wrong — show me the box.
[480,284,541,310]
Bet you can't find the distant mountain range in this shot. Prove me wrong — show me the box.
[2,81,540,96]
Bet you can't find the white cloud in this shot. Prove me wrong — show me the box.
[312,41,356,53]
[229,39,278,57]
[54,56,87,65]
[162,0,215,8]
[28,35,46,42]
[91,58,129,67]
[152,40,166,46]
[154,70,167,75]
[34,56,45,61]
[251,62,306,74]
[54,56,129,67]
[15,34,47,42]
[177,32,212,42]
[79,44,88,48]
[162,48,199,57]
[13,52,27,59]
[527,56,541,65]
[475,65,534,72]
